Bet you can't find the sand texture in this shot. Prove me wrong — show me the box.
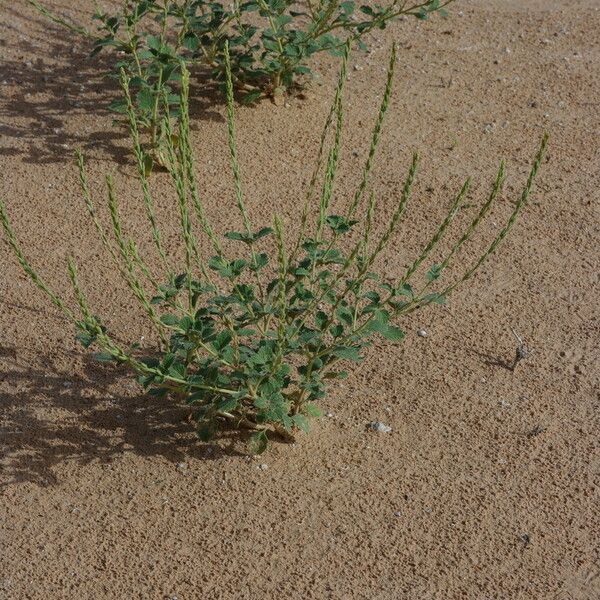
[0,0,599,598]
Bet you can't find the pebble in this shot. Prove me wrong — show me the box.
[393,511,401,517]
[368,422,392,433]
[417,329,428,337]
[326,411,334,418]
[176,462,188,473]
[258,463,269,470]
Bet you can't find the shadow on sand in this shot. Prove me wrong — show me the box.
[0,343,251,488]
[0,3,224,166]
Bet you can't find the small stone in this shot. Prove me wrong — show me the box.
[176,462,188,473]
[519,533,531,546]
[258,463,269,470]
[353,64,363,71]
[417,329,428,338]
[393,511,401,517]
[483,123,495,134]
[352,150,360,157]
[368,422,392,433]
[326,411,334,418]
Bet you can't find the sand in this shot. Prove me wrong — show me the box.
[1,0,599,598]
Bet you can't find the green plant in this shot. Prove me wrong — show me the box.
[29,0,454,164]
[0,44,547,453]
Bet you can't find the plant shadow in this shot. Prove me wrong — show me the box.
[0,4,224,167]
[0,344,251,489]
[467,347,516,371]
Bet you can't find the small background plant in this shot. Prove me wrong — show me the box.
[29,0,454,165]
[0,43,547,453]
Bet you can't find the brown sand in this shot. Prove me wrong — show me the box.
[1,1,599,598]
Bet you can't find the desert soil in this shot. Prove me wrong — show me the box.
[1,0,599,598]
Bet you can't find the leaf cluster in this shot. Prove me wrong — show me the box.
[0,43,547,453]
[28,0,454,161]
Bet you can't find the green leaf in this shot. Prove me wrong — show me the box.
[304,403,323,417]
[365,310,405,341]
[224,231,246,241]
[326,214,358,234]
[422,293,446,305]
[254,227,273,240]
[340,1,355,15]
[248,430,269,454]
[331,346,362,361]
[315,311,328,330]
[217,397,238,413]
[249,252,269,271]
[146,35,162,51]
[241,90,263,105]
[292,414,310,433]
[136,88,155,112]
[160,314,180,327]
[426,264,443,283]
[76,331,95,348]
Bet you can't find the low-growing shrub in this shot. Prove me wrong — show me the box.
[0,44,547,453]
[29,0,454,163]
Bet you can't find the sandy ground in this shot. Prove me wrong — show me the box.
[1,0,599,598]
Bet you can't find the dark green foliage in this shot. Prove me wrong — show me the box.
[28,0,454,162]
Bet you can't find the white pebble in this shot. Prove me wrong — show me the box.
[417,329,428,337]
[369,422,392,433]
